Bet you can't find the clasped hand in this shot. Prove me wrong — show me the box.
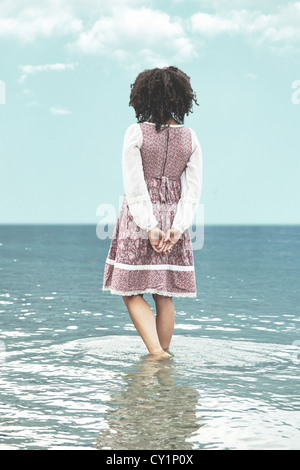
[148,227,182,254]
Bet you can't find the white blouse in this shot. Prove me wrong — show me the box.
[122,123,202,234]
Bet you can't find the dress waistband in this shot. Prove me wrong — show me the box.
[144,176,180,203]
[154,176,177,204]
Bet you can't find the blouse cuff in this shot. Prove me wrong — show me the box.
[171,201,198,234]
[127,199,158,232]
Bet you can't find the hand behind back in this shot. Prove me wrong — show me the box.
[148,227,182,254]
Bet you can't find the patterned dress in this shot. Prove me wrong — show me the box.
[102,122,202,297]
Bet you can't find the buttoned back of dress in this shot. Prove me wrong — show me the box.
[139,123,192,180]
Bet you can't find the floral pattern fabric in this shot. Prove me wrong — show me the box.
[102,123,197,297]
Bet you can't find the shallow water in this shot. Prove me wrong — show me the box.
[0,225,299,449]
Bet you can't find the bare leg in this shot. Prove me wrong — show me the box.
[123,295,170,358]
[152,294,175,350]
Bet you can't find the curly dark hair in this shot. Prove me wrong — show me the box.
[129,66,198,131]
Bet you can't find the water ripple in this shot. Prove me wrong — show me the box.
[0,335,299,449]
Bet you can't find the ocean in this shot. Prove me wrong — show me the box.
[0,224,299,450]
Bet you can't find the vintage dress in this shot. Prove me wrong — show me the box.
[102,122,202,297]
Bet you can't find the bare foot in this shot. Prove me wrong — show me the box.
[163,348,175,357]
[146,349,171,361]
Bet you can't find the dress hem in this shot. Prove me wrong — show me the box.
[102,286,197,298]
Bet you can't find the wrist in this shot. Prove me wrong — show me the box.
[148,222,159,234]
[171,226,183,236]
[148,225,158,235]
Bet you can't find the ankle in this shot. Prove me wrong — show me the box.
[149,347,164,355]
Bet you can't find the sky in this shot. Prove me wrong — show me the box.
[0,0,300,225]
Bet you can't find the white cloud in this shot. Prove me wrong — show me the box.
[0,0,151,43]
[75,7,183,52]
[199,0,292,13]
[19,63,78,83]
[1,0,300,69]
[64,0,150,15]
[190,3,300,49]
[191,12,238,35]
[0,1,197,68]
[0,2,82,43]
[71,7,197,69]
[50,106,71,116]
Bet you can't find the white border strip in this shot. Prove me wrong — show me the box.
[105,258,194,272]
[143,122,184,128]
[102,287,196,298]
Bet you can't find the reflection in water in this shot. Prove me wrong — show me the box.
[95,356,202,450]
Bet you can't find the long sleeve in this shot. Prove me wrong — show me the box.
[171,128,202,233]
[122,123,158,231]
